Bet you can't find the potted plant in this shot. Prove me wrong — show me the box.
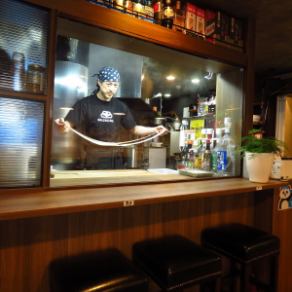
[240,130,284,183]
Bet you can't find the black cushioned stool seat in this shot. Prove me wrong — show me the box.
[201,223,280,292]
[133,235,222,291]
[50,249,148,292]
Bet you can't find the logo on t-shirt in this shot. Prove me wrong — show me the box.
[101,111,113,119]
[98,110,114,123]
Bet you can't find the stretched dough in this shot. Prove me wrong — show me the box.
[70,128,163,147]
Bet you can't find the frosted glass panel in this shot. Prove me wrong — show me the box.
[0,97,44,187]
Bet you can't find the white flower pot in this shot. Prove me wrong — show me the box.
[245,152,274,183]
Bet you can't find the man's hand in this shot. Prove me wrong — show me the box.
[153,125,168,135]
[133,125,168,136]
[54,118,71,133]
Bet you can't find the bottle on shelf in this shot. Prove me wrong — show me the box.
[188,149,194,169]
[114,0,125,10]
[212,128,228,175]
[189,100,198,117]
[124,0,133,13]
[161,0,174,28]
[222,127,236,176]
[208,94,216,114]
[202,139,212,171]
[12,51,26,92]
[193,139,203,169]
[88,0,107,7]
[211,139,218,172]
[198,97,209,116]
[153,0,163,24]
[104,0,114,7]
[173,0,185,33]
[179,119,187,150]
[133,0,145,19]
[144,0,154,22]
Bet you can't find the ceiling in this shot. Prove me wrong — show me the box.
[201,0,292,76]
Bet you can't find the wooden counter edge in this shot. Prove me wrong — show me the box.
[0,178,286,220]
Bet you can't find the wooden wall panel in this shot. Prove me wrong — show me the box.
[273,187,292,292]
[0,193,254,292]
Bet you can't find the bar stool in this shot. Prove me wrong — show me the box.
[132,235,222,291]
[201,223,280,292]
[49,248,148,292]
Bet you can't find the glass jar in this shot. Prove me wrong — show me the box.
[12,52,26,91]
[26,64,45,93]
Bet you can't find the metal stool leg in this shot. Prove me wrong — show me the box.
[270,254,279,292]
[214,277,221,292]
[200,277,221,292]
[240,263,252,292]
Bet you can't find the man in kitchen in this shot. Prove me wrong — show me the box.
[55,66,167,169]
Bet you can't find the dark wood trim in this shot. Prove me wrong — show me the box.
[272,182,292,292]
[42,10,57,187]
[0,90,48,101]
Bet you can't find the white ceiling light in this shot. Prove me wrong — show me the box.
[164,93,171,98]
[166,75,176,81]
[191,78,200,84]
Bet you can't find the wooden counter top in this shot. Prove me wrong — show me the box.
[0,178,286,220]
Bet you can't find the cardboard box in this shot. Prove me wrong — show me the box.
[234,18,244,48]
[196,6,205,37]
[205,9,221,44]
[173,1,186,33]
[185,3,197,32]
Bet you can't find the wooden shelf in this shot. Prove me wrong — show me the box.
[0,88,48,101]
[25,0,247,68]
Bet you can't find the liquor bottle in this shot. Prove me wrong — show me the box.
[173,0,185,32]
[216,138,228,175]
[124,0,133,13]
[153,0,163,24]
[188,149,194,169]
[88,0,107,8]
[202,140,212,171]
[133,0,145,19]
[212,128,227,175]
[208,94,216,114]
[114,0,124,10]
[189,101,198,117]
[223,127,236,176]
[211,139,218,172]
[162,0,174,28]
[179,119,187,150]
[104,0,114,7]
[194,139,203,169]
[144,0,154,22]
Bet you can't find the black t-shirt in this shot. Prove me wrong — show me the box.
[66,95,136,142]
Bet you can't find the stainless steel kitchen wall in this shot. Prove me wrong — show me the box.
[52,33,144,169]
[88,43,143,98]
